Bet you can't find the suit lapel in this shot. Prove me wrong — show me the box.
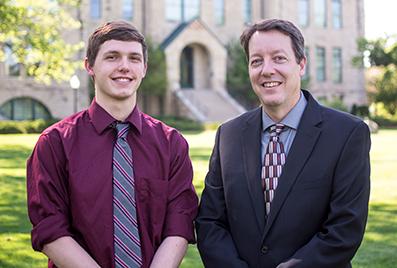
[262,91,323,238]
[241,107,266,232]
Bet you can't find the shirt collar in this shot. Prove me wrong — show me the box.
[262,91,307,131]
[88,98,143,135]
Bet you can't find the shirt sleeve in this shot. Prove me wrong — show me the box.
[162,131,199,243]
[27,131,72,251]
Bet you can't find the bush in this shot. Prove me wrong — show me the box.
[371,115,397,128]
[0,119,58,134]
[153,116,204,132]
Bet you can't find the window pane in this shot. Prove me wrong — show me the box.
[4,45,21,76]
[13,98,33,120]
[332,48,342,83]
[314,0,327,27]
[244,0,252,23]
[0,101,12,119]
[122,0,133,20]
[184,0,200,21]
[166,0,182,21]
[298,0,310,27]
[332,0,342,29]
[90,0,101,19]
[214,0,225,25]
[316,47,326,81]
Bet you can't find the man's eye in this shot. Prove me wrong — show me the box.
[130,57,141,62]
[105,55,116,60]
[250,59,262,66]
[274,56,287,63]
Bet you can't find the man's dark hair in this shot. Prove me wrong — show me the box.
[240,19,305,63]
[86,21,147,66]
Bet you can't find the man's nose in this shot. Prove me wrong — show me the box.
[117,57,130,72]
[260,61,275,76]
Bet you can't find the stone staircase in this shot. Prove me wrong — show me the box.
[175,89,246,123]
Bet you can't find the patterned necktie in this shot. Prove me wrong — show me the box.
[262,124,286,215]
[113,123,142,268]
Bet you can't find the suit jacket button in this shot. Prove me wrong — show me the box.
[261,246,268,254]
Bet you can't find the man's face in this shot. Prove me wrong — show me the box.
[85,39,147,105]
[248,30,306,117]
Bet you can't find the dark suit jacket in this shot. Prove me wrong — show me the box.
[196,90,371,268]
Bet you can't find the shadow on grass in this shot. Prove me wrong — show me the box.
[0,145,32,169]
[189,148,212,161]
[0,173,32,233]
[353,202,397,268]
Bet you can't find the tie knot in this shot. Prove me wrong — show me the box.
[115,123,130,139]
[269,123,285,137]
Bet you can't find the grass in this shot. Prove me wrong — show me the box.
[0,130,396,267]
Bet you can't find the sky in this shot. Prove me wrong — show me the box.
[365,0,397,39]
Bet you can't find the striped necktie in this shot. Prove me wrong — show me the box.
[113,123,142,267]
[262,124,286,215]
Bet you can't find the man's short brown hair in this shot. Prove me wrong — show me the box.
[240,19,305,64]
[86,21,147,66]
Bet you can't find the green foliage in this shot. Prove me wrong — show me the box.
[374,66,397,115]
[153,116,204,132]
[0,119,58,134]
[0,0,83,84]
[140,40,167,96]
[355,36,397,116]
[226,40,259,109]
[319,97,349,112]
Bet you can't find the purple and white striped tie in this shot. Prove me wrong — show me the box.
[262,124,286,215]
[113,123,142,268]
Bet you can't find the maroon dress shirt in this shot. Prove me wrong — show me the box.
[27,100,198,268]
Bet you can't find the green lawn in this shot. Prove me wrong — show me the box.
[0,130,396,267]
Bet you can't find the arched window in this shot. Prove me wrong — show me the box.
[0,97,52,120]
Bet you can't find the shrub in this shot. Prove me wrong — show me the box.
[153,116,204,132]
[0,119,58,134]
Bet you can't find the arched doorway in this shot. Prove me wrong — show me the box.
[0,97,52,120]
[180,46,194,88]
[180,43,211,90]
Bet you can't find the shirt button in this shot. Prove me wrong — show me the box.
[261,246,269,254]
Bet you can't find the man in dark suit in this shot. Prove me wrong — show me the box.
[196,19,370,268]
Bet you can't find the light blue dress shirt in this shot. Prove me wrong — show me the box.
[261,92,308,163]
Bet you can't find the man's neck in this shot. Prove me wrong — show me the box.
[96,95,136,122]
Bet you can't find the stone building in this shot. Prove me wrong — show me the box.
[0,0,366,122]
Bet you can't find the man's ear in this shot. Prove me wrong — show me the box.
[142,62,148,78]
[84,58,95,76]
[299,56,307,77]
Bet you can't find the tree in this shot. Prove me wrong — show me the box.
[0,0,82,84]
[226,40,259,109]
[139,39,167,113]
[355,36,397,115]
[139,39,167,97]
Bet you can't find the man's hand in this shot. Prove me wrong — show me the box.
[276,258,302,268]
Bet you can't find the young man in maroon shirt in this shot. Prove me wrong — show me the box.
[27,21,198,268]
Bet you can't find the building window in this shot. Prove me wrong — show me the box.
[298,0,310,27]
[122,0,134,20]
[243,0,252,23]
[214,0,225,26]
[332,47,342,83]
[90,0,101,19]
[316,47,326,81]
[303,47,310,81]
[332,0,342,29]
[0,97,52,120]
[4,45,21,76]
[314,0,327,27]
[166,0,200,22]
